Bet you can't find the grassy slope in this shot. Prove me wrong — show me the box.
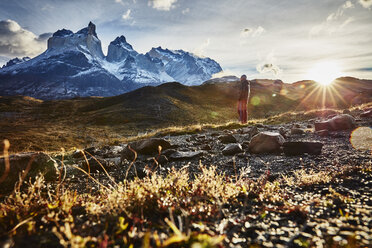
[0,77,371,153]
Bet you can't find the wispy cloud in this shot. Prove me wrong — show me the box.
[193,38,210,56]
[122,9,132,20]
[148,0,177,11]
[182,8,190,15]
[0,19,51,58]
[256,52,282,75]
[310,1,355,36]
[240,26,265,38]
[359,0,372,9]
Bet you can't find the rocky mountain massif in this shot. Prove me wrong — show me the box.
[0,22,222,100]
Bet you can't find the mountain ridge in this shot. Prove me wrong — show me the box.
[0,22,222,99]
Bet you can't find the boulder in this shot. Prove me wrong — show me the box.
[248,132,285,154]
[219,134,237,144]
[133,138,171,154]
[0,152,58,193]
[315,114,356,131]
[290,128,305,135]
[283,142,323,156]
[222,144,243,156]
[169,151,204,160]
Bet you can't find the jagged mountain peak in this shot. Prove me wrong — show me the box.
[53,29,74,37]
[106,35,136,62]
[76,21,98,37]
[0,22,223,99]
[1,57,30,68]
[47,21,104,59]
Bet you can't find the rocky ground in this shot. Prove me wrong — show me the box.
[1,111,371,247]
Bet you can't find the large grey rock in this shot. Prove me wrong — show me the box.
[315,114,356,131]
[283,142,323,156]
[0,152,58,193]
[248,132,285,154]
[222,144,243,156]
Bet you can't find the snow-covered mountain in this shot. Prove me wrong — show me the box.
[2,57,31,68]
[0,22,222,99]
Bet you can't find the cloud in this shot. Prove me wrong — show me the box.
[193,38,210,56]
[182,8,190,15]
[359,0,372,8]
[340,17,354,29]
[0,19,51,58]
[310,1,354,36]
[256,52,282,75]
[148,0,177,11]
[240,26,265,38]
[122,9,132,20]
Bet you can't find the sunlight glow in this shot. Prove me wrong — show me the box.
[306,61,343,86]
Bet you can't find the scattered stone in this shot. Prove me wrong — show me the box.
[82,157,110,172]
[307,124,313,128]
[128,138,171,155]
[84,146,98,155]
[279,127,287,138]
[343,109,351,115]
[162,149,177,156]
[219,134,237,144]
[249,126,259,140]
[360,109,372,118]
[294,124,301,128]
[120,145,136,161]
[222,143,243,156]
[315,114,356,131]
[157,155,168,164]
[0,152,58,193]
[248,132,285,154]
[290,128,305,135]
[315,130,329,137]
[283,142,323,156]
[169,151,204,160]
[200,144,212,151]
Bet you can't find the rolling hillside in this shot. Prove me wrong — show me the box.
[0,77,371,152]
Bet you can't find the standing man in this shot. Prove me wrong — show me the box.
[237,75,250,124]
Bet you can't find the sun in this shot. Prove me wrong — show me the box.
[306,61,343,86]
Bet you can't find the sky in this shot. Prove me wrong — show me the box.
[0,0,371,83]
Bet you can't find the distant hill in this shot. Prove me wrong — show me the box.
[0,76,371,152]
